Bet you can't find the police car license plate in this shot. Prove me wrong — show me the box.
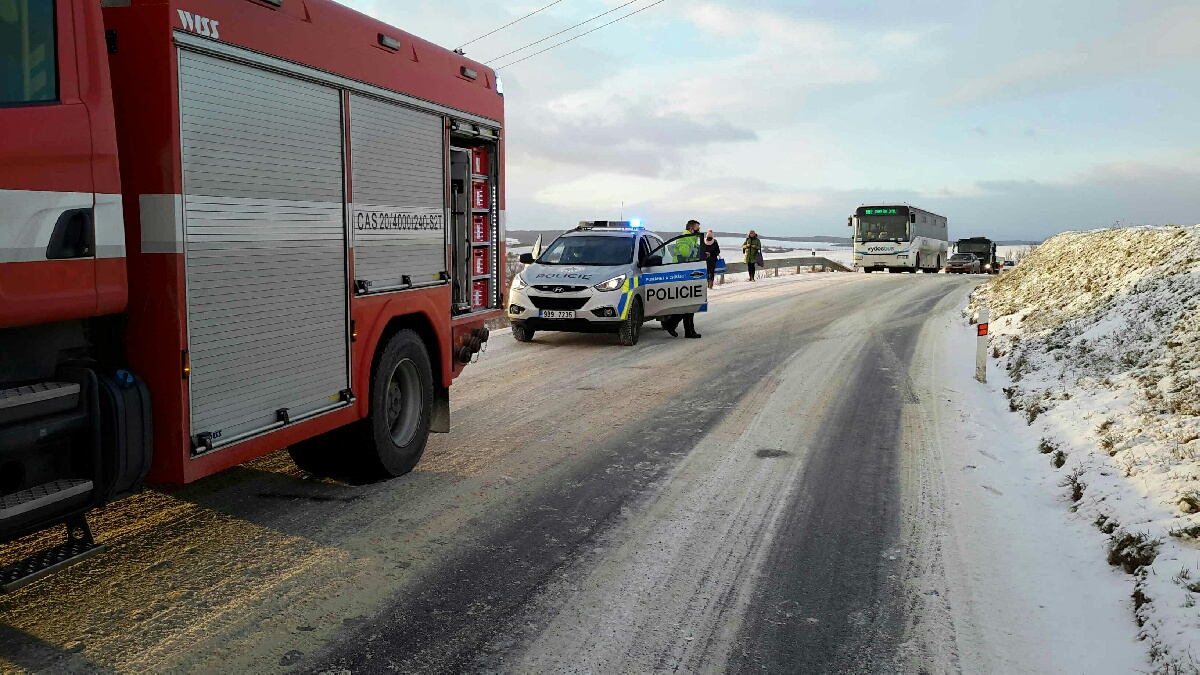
[540,310,575,319]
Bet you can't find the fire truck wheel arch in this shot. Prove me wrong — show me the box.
[353,329,435,478]
[289,328,435,479]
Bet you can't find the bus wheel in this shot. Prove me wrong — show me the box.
[350,330,433,479]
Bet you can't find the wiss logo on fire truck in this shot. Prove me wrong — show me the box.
[0,0,504,590]
[177,10,220,39]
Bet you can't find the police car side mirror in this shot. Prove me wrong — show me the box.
[519,253,534,264]
[646,254,663,267]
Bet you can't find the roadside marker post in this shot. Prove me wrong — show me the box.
[976,308,990,382]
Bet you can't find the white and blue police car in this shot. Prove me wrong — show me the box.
[507,221,708,346]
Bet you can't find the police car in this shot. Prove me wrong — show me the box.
[508,221,709,346]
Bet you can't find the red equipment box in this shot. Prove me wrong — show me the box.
[472,181,489,209]
[471,147,489,175]
[473,247,490,276]
[472,214,489,243]
[471,280,489,309]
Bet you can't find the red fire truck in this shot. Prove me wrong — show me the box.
[0,0,504,588]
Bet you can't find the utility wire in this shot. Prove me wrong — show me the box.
[484,0,642,64]
[457,0,568,51]
[494,0,667,69]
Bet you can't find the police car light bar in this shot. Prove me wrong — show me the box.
[577,220,641,229]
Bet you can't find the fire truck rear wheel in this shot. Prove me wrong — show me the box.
[288,426,352,476]
[352,330,434,479]
[512,324,535,342]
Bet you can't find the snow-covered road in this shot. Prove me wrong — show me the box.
[0,273,1147,672]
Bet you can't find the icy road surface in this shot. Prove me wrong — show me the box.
[0,273,1145,673]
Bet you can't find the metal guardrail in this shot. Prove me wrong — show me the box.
[719,256,852,278]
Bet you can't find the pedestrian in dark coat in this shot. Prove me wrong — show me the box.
[703,230,721,289]
[743,231,763,281]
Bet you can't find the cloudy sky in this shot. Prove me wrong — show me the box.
[342,0,1198,240]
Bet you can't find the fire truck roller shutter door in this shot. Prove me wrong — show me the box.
[348,95,446,291]
[177,50,350,447]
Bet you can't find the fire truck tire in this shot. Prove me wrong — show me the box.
[512,324,535,342]
[352,330,434,479]
[287,428,349,476]
[617,297,643,346]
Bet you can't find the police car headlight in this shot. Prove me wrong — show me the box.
[593,274,626,292]
[511,274,528,291]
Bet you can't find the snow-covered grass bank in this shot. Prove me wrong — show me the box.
[969,225,1200,672]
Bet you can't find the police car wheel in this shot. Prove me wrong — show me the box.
[512,324,535,342]
[349,329,434,479]
[618,297,643,346]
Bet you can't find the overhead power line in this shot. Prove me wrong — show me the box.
[457,0,568,51]
[494,0,668,70]
[484,0,642,64]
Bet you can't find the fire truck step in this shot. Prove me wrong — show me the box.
[0,479,93,522]
[0,515,105,593]
[0,381,81,426]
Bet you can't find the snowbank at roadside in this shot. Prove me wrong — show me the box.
[969,225,1200,671]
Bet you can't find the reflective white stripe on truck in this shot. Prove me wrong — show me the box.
[139,194,184,253]
[0,189,125,262]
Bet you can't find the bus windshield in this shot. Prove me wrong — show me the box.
[856,216,909,242]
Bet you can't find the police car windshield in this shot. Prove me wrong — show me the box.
[537,235,634,266]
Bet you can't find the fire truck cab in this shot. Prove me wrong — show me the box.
[0,0,504,589]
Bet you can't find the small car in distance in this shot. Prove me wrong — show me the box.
[945,253,982,274]
[1001,259,1016,272]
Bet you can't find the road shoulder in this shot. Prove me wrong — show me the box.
[899,285,1146,673]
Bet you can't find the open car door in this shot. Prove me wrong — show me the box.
[642,233,708,318]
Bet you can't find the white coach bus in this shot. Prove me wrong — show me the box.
[848,205,949,273]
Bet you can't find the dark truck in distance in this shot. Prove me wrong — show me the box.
[956,237,1002,274]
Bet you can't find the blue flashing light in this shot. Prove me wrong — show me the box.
[630,219,643,229]
[495,77,504,96]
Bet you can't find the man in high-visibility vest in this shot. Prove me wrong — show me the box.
[673,221,701,261]
[663,220,703,339]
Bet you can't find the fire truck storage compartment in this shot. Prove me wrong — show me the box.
[450,148,473,313]
[472,280,489,310]
[178,50,350,449]
[451,130,499,314]
[471,147,488,175]
[472,214,489,243]
[471,181,489,210]
[348,95,447,292]
[473,247,489,276]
